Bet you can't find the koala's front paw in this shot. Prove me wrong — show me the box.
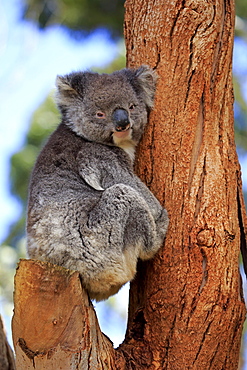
[139,208,169,261]
[156,208,169,240]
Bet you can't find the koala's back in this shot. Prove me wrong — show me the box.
[29,123,86,201]
[27,123,100,258]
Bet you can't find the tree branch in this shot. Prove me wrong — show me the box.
[12,259,118,369]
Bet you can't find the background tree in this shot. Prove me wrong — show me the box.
[0,316,15,370]
[22,0,125,38]
[12,0,247,369]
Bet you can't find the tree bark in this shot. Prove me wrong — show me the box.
[12,0,247,369]
[12,259,119,369]
[0,315,15,370]
[121,0,247,368]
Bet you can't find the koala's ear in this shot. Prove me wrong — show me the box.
[125,65,158,110]
[55,74,83,109]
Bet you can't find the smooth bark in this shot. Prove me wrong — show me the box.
[12,259,118,369]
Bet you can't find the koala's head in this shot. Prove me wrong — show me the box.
[55,66,157,153]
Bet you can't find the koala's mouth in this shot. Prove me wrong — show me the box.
[113,125,131,139]
[115,123,131,132]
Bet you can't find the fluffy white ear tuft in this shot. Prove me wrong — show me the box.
[55,75,78,108]
[56,75,75,91]
[122,65,158,110]
[135,65,158,109]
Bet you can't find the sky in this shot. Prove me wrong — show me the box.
[1,0,247,362]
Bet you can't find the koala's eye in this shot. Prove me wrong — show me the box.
[129,104,136,110]
[96,111,106,119]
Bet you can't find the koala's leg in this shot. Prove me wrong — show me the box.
[130,177,169,251]
[77,184,161,299]
[27,184,167,301]
[144,207,169,259]
[85,184,156,251]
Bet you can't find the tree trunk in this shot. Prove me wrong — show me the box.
[12,0,247,369]
[121,0,247,368]
[0,315,15,370]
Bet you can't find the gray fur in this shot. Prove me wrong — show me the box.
[27,65,169,301]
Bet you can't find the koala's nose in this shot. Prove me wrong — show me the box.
[112,108,130,132]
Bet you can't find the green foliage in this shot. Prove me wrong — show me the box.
[234,77,247,152]
[236,0,247,20]
[21,0,125,38]
[0,241,26,308]
[11,94,59,203]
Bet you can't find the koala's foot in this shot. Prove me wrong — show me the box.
[156,208,169,239]
[72,184,158,298]
[85,183,156,250]
[138,208,169,260]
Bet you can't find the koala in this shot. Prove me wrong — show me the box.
[27,65,169,301]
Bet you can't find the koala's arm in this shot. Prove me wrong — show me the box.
[78,144,165,217]
[77,144,169,258]
[132,175,169,247]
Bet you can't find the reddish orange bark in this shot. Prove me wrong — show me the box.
[121,0,247,368]
[12,260,117,369]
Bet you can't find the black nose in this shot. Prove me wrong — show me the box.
[112,109,130,131]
